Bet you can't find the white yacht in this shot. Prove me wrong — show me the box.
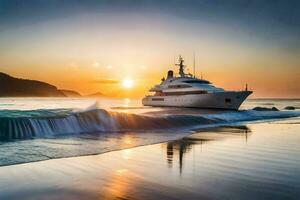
[142,56,252,110]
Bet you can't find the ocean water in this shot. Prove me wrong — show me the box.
[0,98,299,166]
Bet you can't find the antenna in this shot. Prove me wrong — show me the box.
[193,52,195,78]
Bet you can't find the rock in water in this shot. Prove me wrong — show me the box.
[284,106,295,110]
[253,107,279,111]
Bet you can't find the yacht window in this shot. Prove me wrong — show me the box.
[165,91,207,95]
[225,98,231,104]
[183,80,211,84]
[152,98,164,101]
[168,85,191,89]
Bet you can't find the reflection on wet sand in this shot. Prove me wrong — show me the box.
[164,126,251,173]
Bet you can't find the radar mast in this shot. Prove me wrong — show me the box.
[176,55,185,77]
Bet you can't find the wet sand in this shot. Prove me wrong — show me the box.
[0,119,299,200]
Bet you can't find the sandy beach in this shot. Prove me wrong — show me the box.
[0,118,299,200]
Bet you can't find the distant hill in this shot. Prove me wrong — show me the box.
[0,72,65,97]
[59,89,81,97]
[86,92,104,97]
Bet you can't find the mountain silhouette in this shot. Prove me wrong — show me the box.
[0,72,65,97]
[59,89,81,97]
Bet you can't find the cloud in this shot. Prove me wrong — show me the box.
[92,79,119,84]
[93,62,100,69]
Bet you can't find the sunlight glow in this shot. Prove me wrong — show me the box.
[122,79,134,88]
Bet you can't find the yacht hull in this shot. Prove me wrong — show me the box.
[142,91,252,110]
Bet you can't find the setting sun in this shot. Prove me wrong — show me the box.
[122,79,134,89]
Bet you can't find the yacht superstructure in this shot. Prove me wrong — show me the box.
[142,56,252,110]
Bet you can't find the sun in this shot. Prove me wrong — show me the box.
[122,79,134,88]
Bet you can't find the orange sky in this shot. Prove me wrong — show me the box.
[1,4,300,98]
[3,51,299,98]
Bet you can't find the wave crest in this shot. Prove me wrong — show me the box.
[0,108,299,141]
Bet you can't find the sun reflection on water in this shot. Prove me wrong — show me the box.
[116,168,128,175]
[122,149,132,160]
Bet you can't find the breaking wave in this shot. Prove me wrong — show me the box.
[0,108,299,141]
